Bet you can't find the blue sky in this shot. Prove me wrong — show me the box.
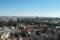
[0,0,60,17]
